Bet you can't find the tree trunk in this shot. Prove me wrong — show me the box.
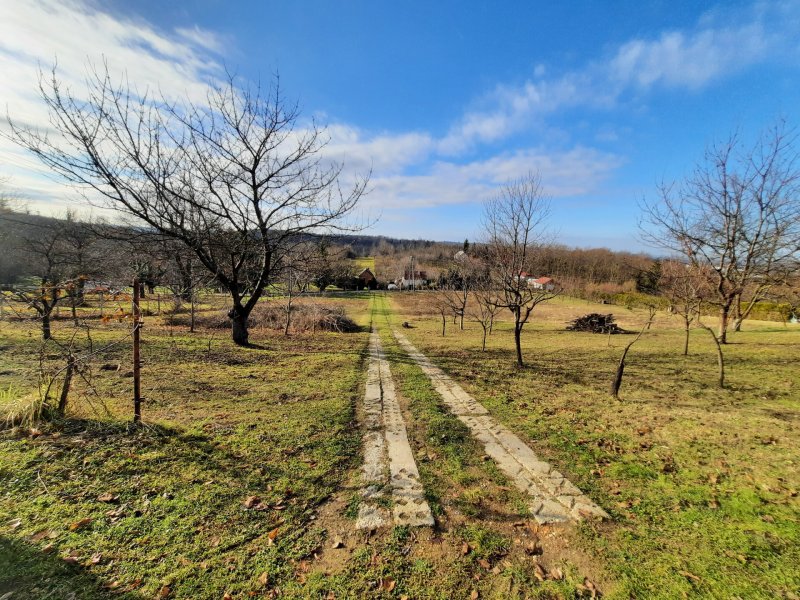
[610,358,626,398]
[441,313,446,337]
[42,311,52,340]
[514,323,524,367]
[284,301,293,336]
[57,355,75,416]
[190,292,196,333]
[71,293,78,326]
[683,321,690,356]
[610,318,651,398]
[718,303,730,344]
[229,306,250,346]
[482,327,487,351]
[701,325,725,388]
[459,312,464,330]
[76,278,86,304]
[489,313,494,334]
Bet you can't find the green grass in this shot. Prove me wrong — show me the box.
[391,292,800,599]
[0,297,371,599]
[2,291,798,598]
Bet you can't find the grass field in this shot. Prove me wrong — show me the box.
[1,291,798,599]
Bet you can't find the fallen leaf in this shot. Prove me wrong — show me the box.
[243,495,261,509]
[8,519,21,530]
[87,552,102,565]
[222,593,233,600]
[69,517,92,531]
[470,591,479,600]
[267,527,280,545]
[158,585,171,598]
[549,567,564,581]
[41,543,55,554]
[461,542,472,555]
[477,558,490,569]
[533,563,546,582]
[331,537,344,549]
[379,578,396,592]
[30,529,52,542]
[97,493,118,503]
[63,555,80,565]
[258,571,269,586]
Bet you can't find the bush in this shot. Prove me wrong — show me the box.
[566,313,626,334]
[166,302,359,333]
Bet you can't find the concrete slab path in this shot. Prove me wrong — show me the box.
[393,330,608,524]
[356,330,434,529]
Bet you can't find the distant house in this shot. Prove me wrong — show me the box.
[397,269,428,290]
[530,276,555,291]
[357,268,377,289]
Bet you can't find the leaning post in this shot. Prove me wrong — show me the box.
[132,277,142,423]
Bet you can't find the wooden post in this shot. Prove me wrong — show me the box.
[190,287,196,333]
[133,277,142,423]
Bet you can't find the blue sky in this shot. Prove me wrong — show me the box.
[2,0,800,250]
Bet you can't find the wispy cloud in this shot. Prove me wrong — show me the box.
[440,2,800,153]
[0,0,227,209]
[362,147,624,210]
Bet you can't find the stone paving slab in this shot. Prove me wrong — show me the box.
[356,331,434,529]
[393,330,608,524]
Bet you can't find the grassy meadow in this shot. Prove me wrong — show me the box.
[0,291,798,599]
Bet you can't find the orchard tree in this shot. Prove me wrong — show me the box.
[642,123,800,343]
[483,172,558,367]
[9,66,368,346]
[7,216,72,339]
[660,260,709,355]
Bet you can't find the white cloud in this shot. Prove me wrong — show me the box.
[361,147,623,210]
[0,0,227,205]
[440,2,800,153]
[321,125,434,174]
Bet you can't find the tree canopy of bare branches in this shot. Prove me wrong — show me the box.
[9,66,368,345]
[483,172,558,367]
[642,123,800,343]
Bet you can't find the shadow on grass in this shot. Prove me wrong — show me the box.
[0,535,142,600]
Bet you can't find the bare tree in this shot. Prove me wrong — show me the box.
[9,66,368,346]
[642,123,800,343]
[469,289,502,351]
[483,172,557,367]
[6,217,73,339]
[435,255,476,330]
[660,261,710,355]
[609,312,655,399]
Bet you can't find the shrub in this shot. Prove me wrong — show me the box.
[567,313,626,334]
[166,302,359,333]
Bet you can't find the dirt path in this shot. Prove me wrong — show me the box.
[355,330,434,529]
[393,329,608,524]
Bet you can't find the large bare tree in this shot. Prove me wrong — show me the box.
[483,172,557,367]
[642,123,800,343]
[9,66,368,345]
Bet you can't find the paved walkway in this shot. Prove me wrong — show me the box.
[356,330,434,529]
[393,330,608,524]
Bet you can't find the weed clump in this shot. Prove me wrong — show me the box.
[169,302,359,333]
[566,313,626,334]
